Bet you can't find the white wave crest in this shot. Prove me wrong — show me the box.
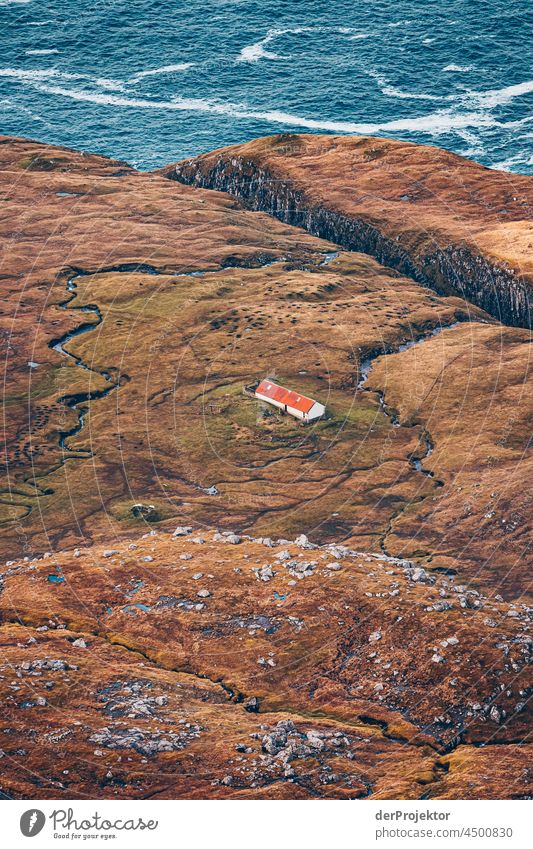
[0,0,32,6]
[0,67,125,91]
[237,27,292,63]
[25,49,59,55]
[466,79,533,108]
[443,64,474,72]
[238,42,281,63]
[0,68,78,80]
[237,25,358,63]
[490,154,532,172]
[379,82,443,102]
[6,61,527,142]
[29,81,499,137]
[368,70,445,102]
[129,63,194,81]
[368,69,533,112]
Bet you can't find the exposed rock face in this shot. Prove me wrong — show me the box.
[1,530,530,799]
[167,134,533,328]
[0,135,531,799]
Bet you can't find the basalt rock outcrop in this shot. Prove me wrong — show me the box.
[167,134,533,329]
[0,135,531,799]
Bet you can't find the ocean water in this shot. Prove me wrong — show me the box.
[1,0,532,171]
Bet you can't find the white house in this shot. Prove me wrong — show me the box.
[254,379,325,423]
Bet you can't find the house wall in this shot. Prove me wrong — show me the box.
[307,402,326,421]
[286,405,305,420]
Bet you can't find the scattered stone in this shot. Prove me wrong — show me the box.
[224,533,241,545]
[429,601,453,612]
[255,565,275,582]
[27,659,78,672]
[260,720,350,770]
[257,656,276,668]
[325,545,349,559]
[295,534,316,549]
[459,594,481,610]
[489,705,504,724]
[405,565,434,584]
[173,526,192,537]
[244,696,260,713]
[285,559,317,578]
[89,724,201,755]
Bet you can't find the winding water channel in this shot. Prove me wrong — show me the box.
[49,272,119,453]
[357,321,463,483]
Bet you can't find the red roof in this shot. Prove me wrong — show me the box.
[255,380,316,414]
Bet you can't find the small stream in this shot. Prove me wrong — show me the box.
[357,322,460,391]
[357,322,461,480]
[48,271,459,485]
[49,273,119,453]
[48,254,299,455]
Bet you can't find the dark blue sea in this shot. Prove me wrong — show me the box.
[1,0,532,171]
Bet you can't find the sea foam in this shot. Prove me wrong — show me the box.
[30,81,498,138]
[443,64,474,72]
[236,27,291,63]
[237,25,359,64]
[238,43,281,63]
[0,67,125,91]
[130,63,194,81]
[467,79,533,108]
[369,71,445,102]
